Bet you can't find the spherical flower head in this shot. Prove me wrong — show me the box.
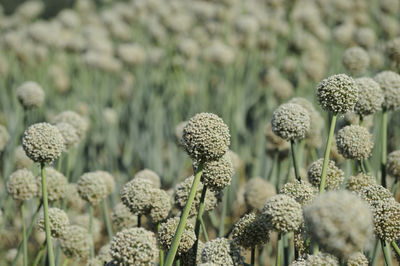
[134,169,161,188]
[346,173,376,192]
[271,103,310,141]
[94,170,115,195]
[97,243,112,264]
[358,184,393,205]
[111,202,138,231]
[303,191,373,259]
[22,122,65,163]
[336,125,374,160]
[232,213,270,249]
[354,77,384,117]
[148,189,171,223]
[110,227,158,265]
[387,150,400,180]
[55,122,79,149]
[86,258,102,266]
[158,217,196,255]
[342,46,370,75]
[72,214,101,242]
[174,176,218,216]
[316,74,359,114]
[77,172,108,205]
[37,207,69,238]
[307,158,344,190]
[200,238,243,265]
[374,71,400,110]
[347,252,368,266]
[37,167,68,202]
[305,253,339,265]
[183,112,230,162]
[16,81,45,109]
[261,194,303,233]
[121,178,154,215]
[7,168,37,201]
[0,124,10,152]
[244,177,276,212]
[201,153,234,192]
[51,110,89,139]
[280,179,317,206]
[65,183,85,211]
[14,145,33,169]
[370,199,400,242]
[60,225,91,259]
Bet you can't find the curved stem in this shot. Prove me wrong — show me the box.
[319,114,337,194]
[164,164,203,266]
[391,241,400,258]
[291,140,300,181]
[381,239,393,266]
[41,163,55,266]
[89,205,95,258]
[21,202,28,266]
[32,242,46,266]
[193,186,207,263]
[381,110,388,188]
[101,199,113,239]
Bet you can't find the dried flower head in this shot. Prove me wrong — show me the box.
[307,158,344,190]
[37,207,69,238]
[244,177,276,212]
[347,252,368,266]
[51,110,89,139]
[232,213,270,249]
[22,122,65,163]
[77,172,108,205]
[7,168,37,201]
[374,71,400,110]
[201,153,234,191]
[358,184,393,205]
[37,167,68,202]
[110,227,158,265]
[316,74,358,114]
[17,81,45,109]
[60,225,91,259]
[14,145,33,169]
[304,252,339,265]
[387,150,400,180]
[354,77,384,117]
[111,202,138,231]
[134,169,161,188]
[342,46,370,75]
[336,125,374,160]
[200,238,243,265]
[121,178,154,215]
[95,170,115,195]
[158,217,196,255]
[304,191,373,259]
[370,199,400,242]
[261,194,303,233]
[346,173,376,192]
[149,189,171,223]
[183,112,230,162]
[65,183,85,211]
[271,103,310,141]
[280,179,317,206]
[55,122,79,149]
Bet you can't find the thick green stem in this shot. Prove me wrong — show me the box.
[276,234,282,266]
[381,110,388,188]
[158,223,164,266]
[251,247,255,265]
[319,114,337,194]
[391,241,400,258]
[101,199,113,239]
[89,205,95,258]
[21,202,28,266]
[32,242,46,266]
[41,163,55,266]
[218,188,227,237]
[290,140,300,181]
[164,164,203,266]
[193,186,207,263]
[381,239,393,266]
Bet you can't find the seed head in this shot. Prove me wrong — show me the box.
[271,103,310,141]
[244,177,276,212]
[386,37,400,64]
[17,81,45,109]
[97,243,112,264]
[22,122,65,163]
[149,189,171,223]
[336,125,373,160]
[374,71,400,110]
[77,172,108,205]
[354,77,384,117]
[110,227,158,265]
[14,145,33,169]
[342,46,370,75]
[37,207,69,238]
[183,113,230,162]
[280,179,317,206]
[7,168,37,201]
[37,167,68,202]
[0,124,10,152]
[158,217,196,255]
[316,74,359,114]
[232,213,270,249]
[111,202,138,232]
[121,178,154,215]
[346,173,376,192]
[261,194,303,233]
[387,150,400,180]
[307,158,344,190]
[303,191,373,259]
[304,253,339,265]
[201,153,234,192]
[60,225,91,259]
[95,170,115,195]
[134,169,161,188]
[200,238,243,265]
[65,183,85,211]
[347,252,368,266]
[55,122,79,149]
[370,199,400,242]
[51,110,89,139]
[358,184,393,205]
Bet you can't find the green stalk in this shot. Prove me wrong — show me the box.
[218,187,227,237]
[157,223,164,266]
[381,239,393,266]
[62,258,70,266]
[290,140,300,181]
[276,234,282,266]
[164,164,203,266]
[21,202,28,266]
[41,163,55,266]
[371,239,381,266]
[32,242,46,266]
[360,160,367,174]
[101,199,113,239]
[381,110,388,188]
[267,152,278,181]
[319,114,337,194]
[392,181,399,196]
[251,247,255,266]
[391,241,400,258]
[193,186,207,262]
[89,205,95,258]
[200,217,209,242]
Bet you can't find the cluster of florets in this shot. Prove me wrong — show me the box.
[244,177,276,212]
[336,125,374,160]
[158,217,196,255]
[36,207,69,238]
[307,158,344,190]
[374,71,400,111]
[77,172,108,205]
[231,212,270,249]
[201,153,234,191]
[7,168,37,201]
[200,238,243,265]
[37,167,68,202]
[60,225,91,259]
[354,77,384,117]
